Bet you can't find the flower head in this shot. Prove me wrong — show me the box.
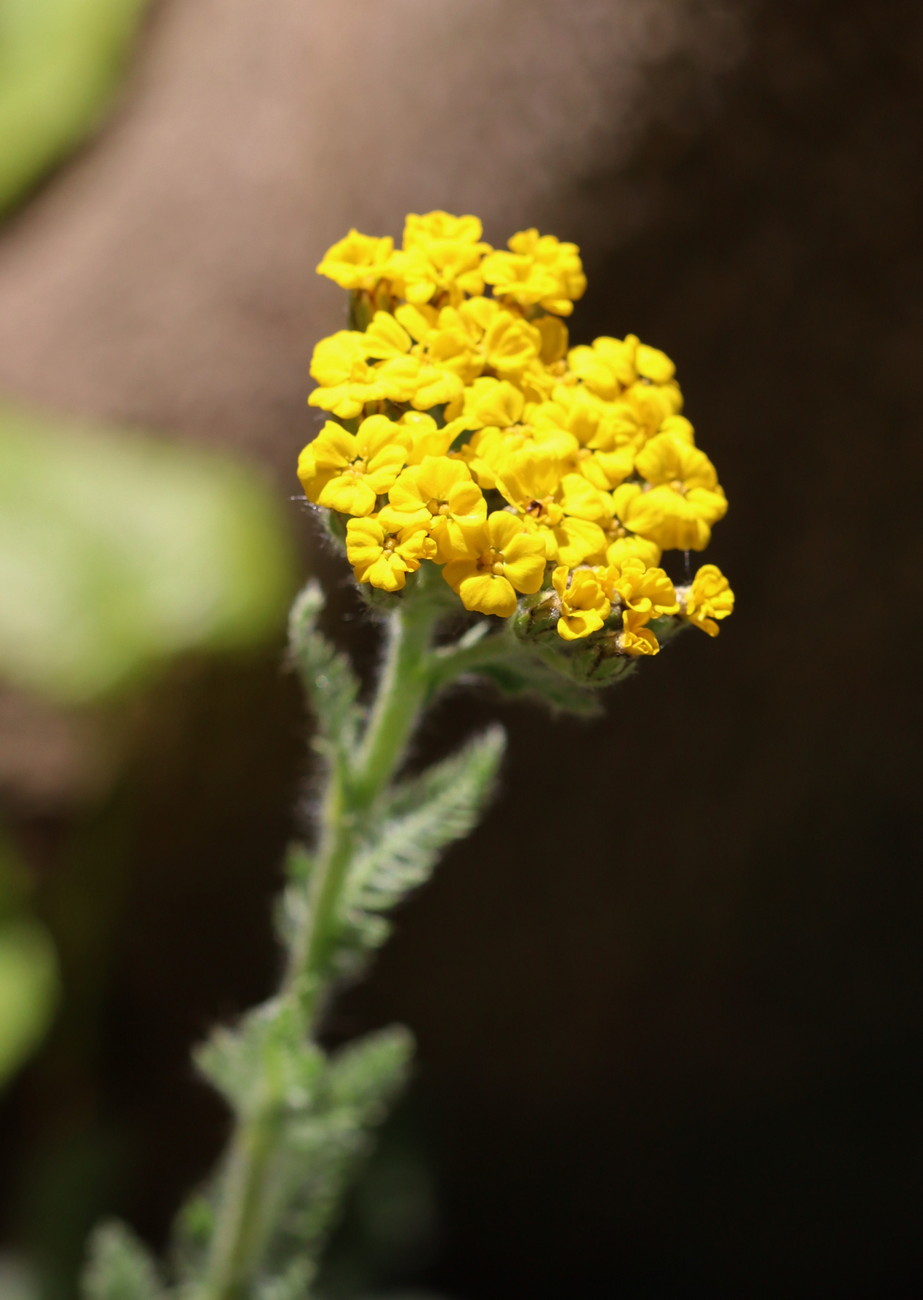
[297,212,734,682]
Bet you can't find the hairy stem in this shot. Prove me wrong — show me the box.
[197,598,440,1300]
[429,624,516,688]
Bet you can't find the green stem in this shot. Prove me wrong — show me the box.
[350,602,441,807]
[197,598,440,1300]
[429,625,515,689]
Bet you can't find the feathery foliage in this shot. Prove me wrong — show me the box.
[339,727,506,960]
[288,581,362,758]
[176,1014,411,1293]
[81,1223,166,1300]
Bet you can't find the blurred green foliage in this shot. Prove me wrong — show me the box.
[0,918,57,1086]
[0,0,149,214]
[0,405,296,704]
[0,1257,37,1300]
[0,0,303,1284]
[0,832,57,1088]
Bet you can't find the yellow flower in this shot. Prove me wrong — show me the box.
[632,337,676,385]
[494,452,606,566]
[557,474,614,526]
[618,608,660,656]
[592,556,678,655]
[681,564,735,636]
[389,212,490,306]
[620,378,684,436]
[356,311,467,414]
[536,388,645,454]
[403,211,486,249]
[308,331,385,418]
[316,230,395,292]
[297,416,412,517]
[442,511,547,618]
[399,411,470,464]
[564,442,634,492]
[594,484,662,567]
[387,455,487,557]
[551,566,611,641]
[396,300,532,387]
[464,422,576,491]
[630,433,728,551]
[362,311,414,360]
[534,315,569,365]
[345,508,436,591]
[463,377,527,431]
[459,381,576,488]
[658,414,696,445]
[601,556,678,619]
[567,336,638,400]
[481,229,586,316]
[453,297,543,381]
[375,355,466,414]
[302,213,734,642]
[567,333,679,406]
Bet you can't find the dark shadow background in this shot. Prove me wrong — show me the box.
[2,0,922,1296]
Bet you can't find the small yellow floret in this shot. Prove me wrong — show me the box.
[482,229,586,317]
[388,455,486,557]
[298,416,411,517]
[403,212,486,249]
[390,213,490,306]
[442,511,546,618]
[630,433,727,551]
[308,330,384,418]
[618,609,661,656]
[602,556,678,620]
[682,564,735,636]
[345,509,436,591]
[316,230,395,291]
[551,566,611,641]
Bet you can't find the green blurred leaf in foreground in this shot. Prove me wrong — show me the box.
[0,917,57,1085]
[0,830,57,1088]
[0,0,149,214]
[0,404,296,704]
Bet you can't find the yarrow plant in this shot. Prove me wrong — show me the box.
[81,213,734,1300]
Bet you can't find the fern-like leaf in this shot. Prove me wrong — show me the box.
[265,1027,413,1267]
[194,997,323,1119]
[340,727,505,957]
[81,1222,165,1300]
[287,581,361,753]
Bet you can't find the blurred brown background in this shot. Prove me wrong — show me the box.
[1,0,922,1296]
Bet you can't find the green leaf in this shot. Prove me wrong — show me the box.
[195,997,324,1119]
[265,1027,413,1268]
[288,582,361,755]
[341,728,505,957]
[323,1026,413,1116]
[0,0,149,215]
[81,1221,165,1300]
[0,404,295,704]
[0,918,57,1086]
[182,1018,412,1289]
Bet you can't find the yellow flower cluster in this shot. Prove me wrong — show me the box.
[298,212,734,652]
